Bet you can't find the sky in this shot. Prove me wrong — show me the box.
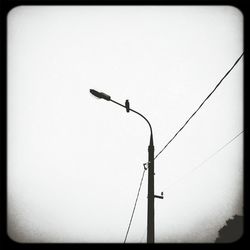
[7,6,243,243]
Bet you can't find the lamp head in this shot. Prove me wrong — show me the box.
[90,89,111,101]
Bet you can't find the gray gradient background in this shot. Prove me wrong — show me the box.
[7,6,243,243]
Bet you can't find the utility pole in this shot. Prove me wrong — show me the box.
[147,134,155,243]
[90,89,163,244]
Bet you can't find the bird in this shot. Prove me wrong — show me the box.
[125,99,130,112]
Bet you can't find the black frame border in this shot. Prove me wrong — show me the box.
[0,0,246,248]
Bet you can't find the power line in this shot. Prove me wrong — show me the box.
[124,168,146,243]
[154,53,244,161]
[164,130,244,192]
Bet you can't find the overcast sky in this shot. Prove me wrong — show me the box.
[7,6,243,243]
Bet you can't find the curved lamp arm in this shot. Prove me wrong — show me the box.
[110,99,153,146]
[89,89,153,144]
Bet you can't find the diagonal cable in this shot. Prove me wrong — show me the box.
[124,168,146,243]
[164,130,244,192]
[154,53,244,161]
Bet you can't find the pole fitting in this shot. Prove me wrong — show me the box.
[143,161,150,170]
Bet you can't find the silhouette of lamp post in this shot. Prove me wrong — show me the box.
[90,89,156,243]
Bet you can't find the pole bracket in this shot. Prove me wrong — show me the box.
[143,161,150,170]
[154,192,164,199]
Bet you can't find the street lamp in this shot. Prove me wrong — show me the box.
[90,89,155,243]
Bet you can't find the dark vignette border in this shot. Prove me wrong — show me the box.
[0,0,246,248]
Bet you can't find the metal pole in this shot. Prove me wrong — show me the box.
[147,134,154,243]
[110,98,156,243]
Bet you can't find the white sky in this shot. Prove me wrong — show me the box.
[7,6,243,243]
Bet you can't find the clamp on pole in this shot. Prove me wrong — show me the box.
[143,161,150,170]
[154,192,164,199]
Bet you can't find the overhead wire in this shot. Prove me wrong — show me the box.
[123,168,147,243]
[154,52,244,161]
[163,130,244,192]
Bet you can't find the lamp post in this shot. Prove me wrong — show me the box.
[90,89,156,243]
